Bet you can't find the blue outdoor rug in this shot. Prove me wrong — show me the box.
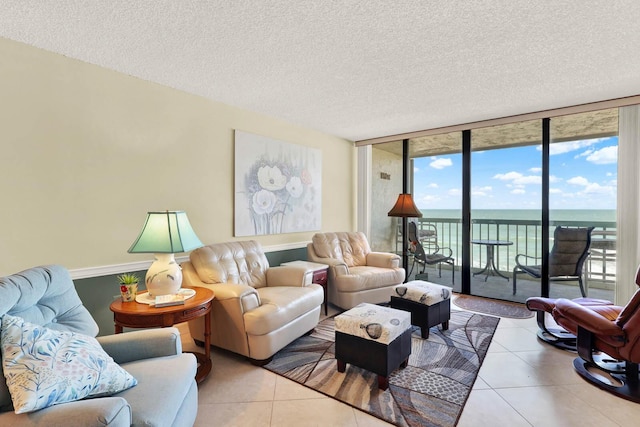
[264,310,499,427]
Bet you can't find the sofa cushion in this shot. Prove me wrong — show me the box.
[0,314,137,414]
[0,265,99,412]
[244,285,324,336]
[312,232,371,267]
[118,353,196,427]
[335,303,411,344]
[393,281,452,305]
[335,266,405,293]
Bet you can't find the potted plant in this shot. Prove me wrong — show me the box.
[117,273,139,302]
[117,272,139,285]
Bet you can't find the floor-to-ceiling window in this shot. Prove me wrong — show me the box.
[470,120,542,302]
[364,107,620,303]
[407,132,462,288]
[549,109,618,301]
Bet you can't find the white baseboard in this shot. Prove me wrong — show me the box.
[69,241,307,280]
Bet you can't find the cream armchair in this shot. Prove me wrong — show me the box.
[307,232,405,310]
[181,240,324,364]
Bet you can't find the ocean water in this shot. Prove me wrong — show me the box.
[414,209,616,272]
[424,209,616,223]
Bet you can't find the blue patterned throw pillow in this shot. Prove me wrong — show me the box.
[0,314,137,414]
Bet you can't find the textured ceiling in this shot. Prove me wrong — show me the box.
[1,1,639,142]
[397,108,619,158]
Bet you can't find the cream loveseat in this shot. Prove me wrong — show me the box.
[181,240,324,364]
[307,232,405,310]
[0,265,197,427]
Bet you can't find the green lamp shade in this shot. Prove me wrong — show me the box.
[128,211,203,254]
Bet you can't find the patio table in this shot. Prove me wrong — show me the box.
[472,239,513,281]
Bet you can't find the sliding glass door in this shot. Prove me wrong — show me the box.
[470,120,542,302]
[365,107,619,303]
[549,110,618,301]
[408,132,462,289]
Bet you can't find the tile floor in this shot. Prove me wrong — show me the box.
[180,298,640,427]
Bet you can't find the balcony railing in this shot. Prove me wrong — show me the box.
[398,217,616,288]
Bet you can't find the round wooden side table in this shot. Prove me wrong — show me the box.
[109,286,214,383]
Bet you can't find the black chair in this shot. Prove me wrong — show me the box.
[513,226,594,297]
[408,221,455,284]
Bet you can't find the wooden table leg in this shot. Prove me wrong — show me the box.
[204,309,211,363]
[194,308,213,383]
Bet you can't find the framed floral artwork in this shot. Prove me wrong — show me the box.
[234,130,322,236]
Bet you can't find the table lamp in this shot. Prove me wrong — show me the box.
[128,210,203,297]
[388,194,422,278]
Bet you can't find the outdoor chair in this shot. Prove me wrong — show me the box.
[551,271,640,402]
[408,221,455,284]
[513,226,594,297]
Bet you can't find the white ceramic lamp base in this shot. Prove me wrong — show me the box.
[145,253,182,297]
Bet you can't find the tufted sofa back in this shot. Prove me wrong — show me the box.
[188,240,271,288]
[311,232,371,267]
[0,265,99,412]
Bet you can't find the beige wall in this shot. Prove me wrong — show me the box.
[0,37,355,275]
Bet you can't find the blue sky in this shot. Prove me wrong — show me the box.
[413,136,618,210]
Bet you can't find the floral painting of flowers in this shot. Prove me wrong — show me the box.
[234,130,321,236]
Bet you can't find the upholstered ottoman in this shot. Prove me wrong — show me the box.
[390,280,452,339]
[334,303,412,390]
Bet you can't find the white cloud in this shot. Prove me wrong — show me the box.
[544,138,607,155]
[567,176,589,186]
[549,188,562,194]
[585,146,617,164]
[494,171,522,180]
[511,189,525,194]
[575,149,594,159]
[430,157,453,169]
[428,183,438,188]
[557,177,615,199]
[472,186,492,197]
[448,188,461,196]
[493,171,540,185]
[529,167,542,173]
[418,194,441,203]
[583,182,615,194]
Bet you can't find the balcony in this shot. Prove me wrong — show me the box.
[396,217,616,304]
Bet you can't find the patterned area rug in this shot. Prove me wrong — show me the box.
[452,295,534,319]
[264,310,499,427]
